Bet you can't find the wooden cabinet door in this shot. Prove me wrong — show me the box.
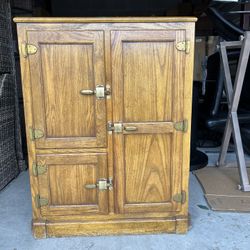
[111,30,187,214]
[27,31,106,148]
[36,153,108,216]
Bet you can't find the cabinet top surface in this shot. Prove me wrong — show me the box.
[13,16,197,23]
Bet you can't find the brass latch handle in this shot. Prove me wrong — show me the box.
[85,184,97,189]
[80,84,111,99]
[85,178,113,191]
[80,89,95,95]
[124,126,137,132]
[107,123,137,133]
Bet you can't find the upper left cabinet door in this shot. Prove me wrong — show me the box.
[26,30,106,148]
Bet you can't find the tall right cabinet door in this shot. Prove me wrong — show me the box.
[111,30,189,214]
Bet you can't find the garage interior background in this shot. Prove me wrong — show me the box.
[1,0,250,248]
[1,0,250,199]
[0,0,247,188]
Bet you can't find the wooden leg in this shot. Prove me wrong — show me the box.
[32,220,47,239]
[175,216,189,234]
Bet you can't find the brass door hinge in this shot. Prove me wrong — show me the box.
[107,122,123,133]
[174,120,188,132]
[173,191,186,204]
[176,41,190,54]
[32,163,47,176]
[85,178,113,191]
[30,128,44,141]
[35,195,48,208]
[21,43,38,58]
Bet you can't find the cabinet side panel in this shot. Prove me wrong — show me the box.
[181,23,196,215]
[16,23,41,220]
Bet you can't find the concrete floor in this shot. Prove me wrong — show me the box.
[0,170,250,250]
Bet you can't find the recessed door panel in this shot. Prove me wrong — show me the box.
[111,30,186,214]
[27,31,106,148]
[41,44,96,138]
[49,163,97,206]
[123,41,173,122]
[124,134,172,204]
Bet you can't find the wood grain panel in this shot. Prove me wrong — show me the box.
[45,218,177,238]
[125,134,171,203]
[49,164,97,205]
[27,30,106,148]
[123,41,173,122]
[37,153,108,216]
[112,30,186,214]
[123,122,174,134]
[41,44,95,137]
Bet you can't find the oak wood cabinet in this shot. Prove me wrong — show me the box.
[14,17,196,238]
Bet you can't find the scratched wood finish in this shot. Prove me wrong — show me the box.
[27,30,106,148]
[15,18,196,238]
[111,30,185,213]
[37,153,108,216]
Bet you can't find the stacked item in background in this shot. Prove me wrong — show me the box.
[0,0,26,190]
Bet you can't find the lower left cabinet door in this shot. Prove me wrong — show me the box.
[35,153,109,217]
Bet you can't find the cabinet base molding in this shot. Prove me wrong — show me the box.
[33,217,189,238]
